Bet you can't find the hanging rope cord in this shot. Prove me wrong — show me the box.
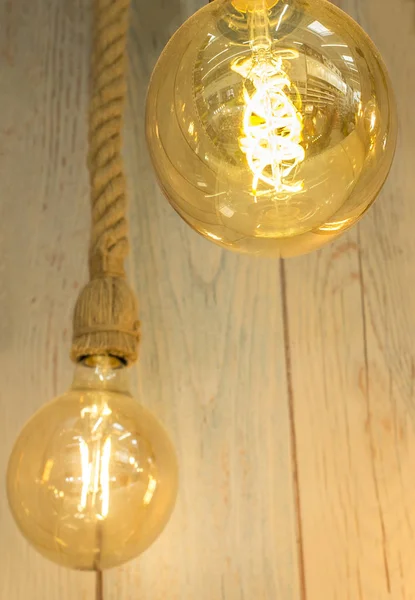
[72,0,139,366]
[89,0,129,279]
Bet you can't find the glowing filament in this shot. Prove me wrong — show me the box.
[232,50,305,195]
[100,437,111,518]
[79,439,90,511]
[78,435,112,519]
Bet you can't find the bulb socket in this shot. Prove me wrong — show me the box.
[71,276,140,366]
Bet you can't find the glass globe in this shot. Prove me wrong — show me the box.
[7,357,178,571]
[146,0,397,257]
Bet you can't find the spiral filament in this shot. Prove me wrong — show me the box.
[231,49,305,195]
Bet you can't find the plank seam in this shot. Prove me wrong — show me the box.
[279,258,307,600]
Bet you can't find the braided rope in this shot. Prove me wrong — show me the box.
[89,0,130,278]
[71,0,139,365]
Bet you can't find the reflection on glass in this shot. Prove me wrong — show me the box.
[146,0,397,256]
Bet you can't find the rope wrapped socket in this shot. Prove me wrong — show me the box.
[71,273,140,366]
[71,0,139,366]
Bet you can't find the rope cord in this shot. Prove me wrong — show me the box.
[71,0,139,366]
[89,0,130,280]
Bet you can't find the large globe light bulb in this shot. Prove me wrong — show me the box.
[7,357,178,571]
[146,0,397,257]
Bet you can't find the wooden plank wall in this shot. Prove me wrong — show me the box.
[0,0,413,599]
[286,1,415,598]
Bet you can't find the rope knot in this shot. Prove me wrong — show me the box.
[72,276,140,366]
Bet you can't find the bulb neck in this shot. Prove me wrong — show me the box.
[232,0,280,12]
[71,355,132,395]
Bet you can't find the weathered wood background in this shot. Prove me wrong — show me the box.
[0,0,413,598]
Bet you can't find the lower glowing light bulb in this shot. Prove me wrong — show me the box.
[7,357,178,571]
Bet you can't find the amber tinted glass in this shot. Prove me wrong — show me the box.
[7,363,178,570]
[146,0,396,257]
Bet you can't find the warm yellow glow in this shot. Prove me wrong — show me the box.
[143,475,157,506]
[146,0,397,257]
[41,459,54,483]
[232,0,280,10]
[100,437,111,518]
[7,359,178,571]
[232,49,305,195]
[369,111,377,132]
[78,435,112,519]
[79,438,90,511]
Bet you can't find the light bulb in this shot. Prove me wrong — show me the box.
[7,356,178,571]
[146,0,397,257]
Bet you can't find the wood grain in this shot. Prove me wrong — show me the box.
[0,0,300,598]
[1,0,414,599]
[0,0,95,597]
[102,1,301,598]
[284,1,415,598]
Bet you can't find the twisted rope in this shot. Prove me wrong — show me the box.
[71,0,139,365]
[89,0,130,279]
